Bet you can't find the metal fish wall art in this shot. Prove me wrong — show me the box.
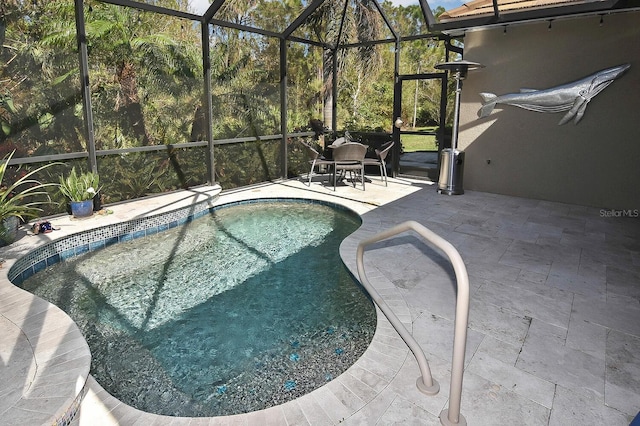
[478,64,630,125]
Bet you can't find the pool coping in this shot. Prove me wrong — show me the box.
[0,180,422,425]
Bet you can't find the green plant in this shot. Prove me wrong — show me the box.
[0,151,57,222]
[59,167,101,202]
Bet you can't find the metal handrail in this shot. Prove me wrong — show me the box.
[356,220,470,426]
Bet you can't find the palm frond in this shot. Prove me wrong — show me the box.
[0,151,58,221]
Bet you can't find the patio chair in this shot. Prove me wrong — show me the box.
[332,142,367,191]
[362,141,394,186]
[301,141,333,186]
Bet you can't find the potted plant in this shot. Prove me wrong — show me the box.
[0,151,56,246]
[59,167,101,218]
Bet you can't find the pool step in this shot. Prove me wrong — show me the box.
[0,288,90,426]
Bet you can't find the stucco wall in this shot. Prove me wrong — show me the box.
[457,11,640,210]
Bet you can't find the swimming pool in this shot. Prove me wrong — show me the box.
[19,199,376,417]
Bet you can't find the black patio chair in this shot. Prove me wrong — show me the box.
[362,141,394,186]
[300,141,333,186]
[332,142,367,191]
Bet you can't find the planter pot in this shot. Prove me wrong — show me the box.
[70,200,94,218]
[0,216,19,247]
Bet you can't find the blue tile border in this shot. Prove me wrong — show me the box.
[8,197,359,289]
[54,384,87,426]
[8,198,212,286]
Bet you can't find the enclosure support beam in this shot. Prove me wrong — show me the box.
[100,0,200,21]
[391,40,401,177]
[202,22,216,184]
[74,0,97,173]
[331,49,338,131]
[418,0,438,31]
[283,0,324,39]
[280,39,288,179]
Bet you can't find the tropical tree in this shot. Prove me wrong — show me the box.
[83,2,202,148]
[387,5,451,129]
[1,0,86,155]
[296,0,387,130]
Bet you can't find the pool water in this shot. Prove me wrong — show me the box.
[21,200,376,417]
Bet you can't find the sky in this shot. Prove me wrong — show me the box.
[189,0,465,15]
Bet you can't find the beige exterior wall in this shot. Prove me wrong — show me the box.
[457,11,640,210]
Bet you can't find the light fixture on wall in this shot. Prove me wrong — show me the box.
[503,25,508,34]
[599,14,604,26]
[434,60,485,195]
[548,20,553,30]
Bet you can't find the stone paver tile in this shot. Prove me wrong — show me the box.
[605,330,640,417]
[565,316,607,360]
[607,265,640,299]
[467,351,555,408]
[474,280,572,329]
[375,395,440,425]
[467,300,532,347]
[454,232,513,262]
[549,385,631,426]
[546,267,606,298]
[0,387,24,414]
[365,339,409,360]
[20,310,72,336]
[572,294,640,337]
[342,389,397,426]
[458,371,550,426]
[209,413,248,425]
[337,371,378,404]
[324,376,366,412]
[23,378,80,399]
[516,319,604,401]
[2,407,51,425]
[499,249,552,275]
[464,260,521,286]
[411,312,484,369]
[356,348,403,382]
[474,334,522,365]
[295,393,333,425]
[2,295,52,322]
[280,400,311,426]
[244,406,286,426]
[398,275,458,321]
[344,363,389,393]
[311,384,352,424]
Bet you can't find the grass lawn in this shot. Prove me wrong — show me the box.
[400,127,438,152]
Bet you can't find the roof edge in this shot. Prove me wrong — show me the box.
[432,0,640,33]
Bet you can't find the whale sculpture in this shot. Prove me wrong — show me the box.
[478,63,630,125]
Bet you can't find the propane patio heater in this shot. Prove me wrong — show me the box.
[434,60,484,195]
